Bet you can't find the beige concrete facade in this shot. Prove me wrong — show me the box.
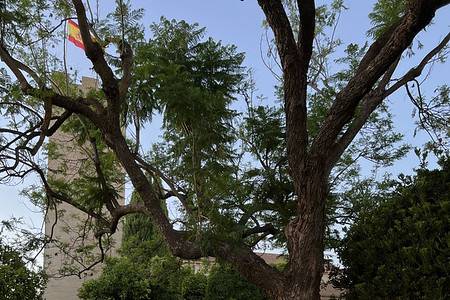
[43,77,123,300]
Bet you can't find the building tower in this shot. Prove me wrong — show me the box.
[43,77,123,300]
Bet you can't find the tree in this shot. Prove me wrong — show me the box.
[205,264,266,300]
[334,159,450,299]
[0,0,449,299]
[79,194,263,300]
[0,224,47,300]
[78,192,186,300]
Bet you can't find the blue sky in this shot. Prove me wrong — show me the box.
[1,0,449,242]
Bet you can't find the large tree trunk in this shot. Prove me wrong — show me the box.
[249,171,327,300]
[283,170,328,300]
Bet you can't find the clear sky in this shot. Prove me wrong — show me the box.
[1,0,449,244]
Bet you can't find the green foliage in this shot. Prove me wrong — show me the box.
[205,264,265,300]
[78,257,153,300]
[243,106,285,164]
[181,272,207,300]
[121,193,169,260]
[131,17,248,241]
[0,241,47,300]
[0,0,50,44]
[334,160,450,299]
[97,0,145,43]
[80,185,264,300]
[130,17,243,126]
[368,0,406,38]
[239,104,294,246]
[80,252,265,300]
[79,200,189,300]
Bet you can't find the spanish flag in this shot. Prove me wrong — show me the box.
[67,19,85,50]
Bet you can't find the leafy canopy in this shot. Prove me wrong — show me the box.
[334,159,450,299]
[0,232,47,300]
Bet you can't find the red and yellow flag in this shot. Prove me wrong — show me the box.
[67,19,85,50]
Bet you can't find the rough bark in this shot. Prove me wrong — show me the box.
[282,166,328,300]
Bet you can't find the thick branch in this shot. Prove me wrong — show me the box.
[385,31,450,97]
[243,223,277,238]
[47,110,73,136]
[329,31,450,165]
[34,89,103,127]
[258,0,309,183]
[297,0,315,70]
[257,0,298,71]
[327,59,399,166]
[310,0,449,170]
[0,44,32,90]
[108,130,202,259]
[213,243,285,298]
[71,0,120,104]
[119,40,133,98]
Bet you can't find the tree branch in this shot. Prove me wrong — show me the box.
[108,132,202,259]
[71,0,119,104]
[0,44,32,90]
[30,98,52,155]
[257,0,298,71]
[88,136,119,211]
[297,0,315,71]
[329,31,450,166]
[119,40,133,98]
[95,202,147,237]
[328,57,400,166]
[31,163,108,223]
[0,42,102,127]
[310,0,449,170]
[243,223,277,238]
[384,31,450,97]
[258,0,309,183]
[135,154,193,215]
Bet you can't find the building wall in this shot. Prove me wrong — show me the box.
[43,77,123,300]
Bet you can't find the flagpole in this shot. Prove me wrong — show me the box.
[63,19,69,96]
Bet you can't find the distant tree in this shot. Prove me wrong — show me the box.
[0,0,449,299]
[334,160,450,299]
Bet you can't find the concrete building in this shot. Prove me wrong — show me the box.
[43,77,123,300]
